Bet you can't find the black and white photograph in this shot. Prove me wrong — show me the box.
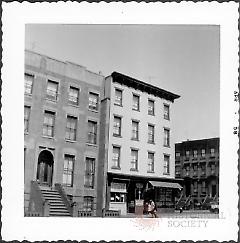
[2,2,239,242]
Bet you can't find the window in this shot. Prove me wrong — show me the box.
[46,80,58,101]
[186,150,190,158]
[24,73,34,94]
[66,116,77,141]
[164,104,170,120]
[110,192,125,202]
[42,111,55,137]
[193,150,198,158]
[84,157,95,188]
[164,128,170,147]
[113,116,121,136]
[201,181,206,193]
[148,152,154,172]
[163,154,170,174]
[112,146,120,168]
[69,86,79,105]
[89,92,99,111]
[210,148,215,157]
[63,154,74,187]
[201,149,206,158]
[201,165,206,175]
[131,120,139,140]
[83,196,94,211]
[87,121,97,144]
[24,106,31,133]
[148,124,155,143]
[130,149,138,171]
[148,99,154,115]
[132,94,140,111]
[114,88,122,106]
[175,152,181,158]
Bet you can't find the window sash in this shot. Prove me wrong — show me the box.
[83,197,94,211]
[164,105,170,120]
[132,95,139,110]
[66,117,77,140]
[132,121,139,139]
[112,147,120,167]
[24,106,30,132]
[131,150,138,170]
[113,117,121,135]
[63,155,74,187]
[115,89,122,105]
[148,125,154,143]
[69,87,79,105]
[84,158,95,188]
[163,155,170,174]
[87,121,97,144]
[164,129,170,146]
[89,93,99,110]
[43,112,55,137]
[148,153,154,172]
[148,100,154,115]
[46,81,58,100]
[201,149,206,157]
[24,74,33,94]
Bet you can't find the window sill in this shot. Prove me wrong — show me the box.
[113,134,122,138]
[45,97,58,103]
[111,166,121,170]
[86,143,98,147]
[130,168,138,172]
[131,138,139,141]
[88,108,99,113]
[164,117,170,121]
[148,141,155,145]
[163,145,170,148]
[42,135,54,140]
[163,173,170,176]
[147,170,155,174]
[148,113,155,116]
[132,109,140,112]
[84,186,94,190]
[24,132,29,135]
[24,93,33,97]
[65,139,77,143]
[68,103,80,108]
[114,103,123,107]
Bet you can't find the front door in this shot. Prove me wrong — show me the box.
[37,150,54,186]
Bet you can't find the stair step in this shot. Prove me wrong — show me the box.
[50,208,69,212]
[49,212,71,216]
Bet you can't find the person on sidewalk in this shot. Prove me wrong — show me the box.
[148,199,157,218]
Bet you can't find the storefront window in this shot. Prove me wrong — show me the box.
[155,188,174,208]
[110,192,126,202]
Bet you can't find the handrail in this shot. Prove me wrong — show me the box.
[55,183,73,216]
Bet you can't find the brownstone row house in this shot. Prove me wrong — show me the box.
[24,50,182,217]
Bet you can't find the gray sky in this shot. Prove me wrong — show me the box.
[25,24,220,143]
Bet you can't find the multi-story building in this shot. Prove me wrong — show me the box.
[175,138,219,206]
[24,50,104,216]
[97,72,182,215]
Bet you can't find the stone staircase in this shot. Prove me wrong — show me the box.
[40,186,71,217]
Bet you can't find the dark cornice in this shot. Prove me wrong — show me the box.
[111,72,180,102]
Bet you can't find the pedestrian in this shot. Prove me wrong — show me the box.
[148,199,157,218]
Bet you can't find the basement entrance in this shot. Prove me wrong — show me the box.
[36,150,54,186]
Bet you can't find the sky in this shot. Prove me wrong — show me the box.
[25,24,220,143]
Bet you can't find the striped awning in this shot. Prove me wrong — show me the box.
[149,181,183,190]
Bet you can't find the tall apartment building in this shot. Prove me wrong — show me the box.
[175,138,219,205]
[24,50,104,216]
[97,72,181,215]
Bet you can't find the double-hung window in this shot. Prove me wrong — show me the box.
[132,94,140,111]
[115,88,122,106]
[130,149,138,171]
[164,128,170,147]
[24,106,31,133]
[201,149,206,158]
[148,99,154,115]
[46,80,58,101]
[148,152,154,172]
[210,148,215,157]
[84,157,95,188]
[87,121,97,144]
[69,86,79,105]
[24,73,34,95]
[132,120,139,140]
[113,116,121,136]
[63,154,74,187]
[42,111,55,137]
[89,92,99,111]
[112,146,120,168]
[66,116,77,141]
[148,124,155,143]
[163,154,170,174]
[164,104,170,120]
[83,196,94,211]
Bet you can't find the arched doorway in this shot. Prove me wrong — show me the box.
[36,150,54,186]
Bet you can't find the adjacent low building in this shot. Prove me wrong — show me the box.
[175,138,219,206]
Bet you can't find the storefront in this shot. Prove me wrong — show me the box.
[107,173,183,215]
